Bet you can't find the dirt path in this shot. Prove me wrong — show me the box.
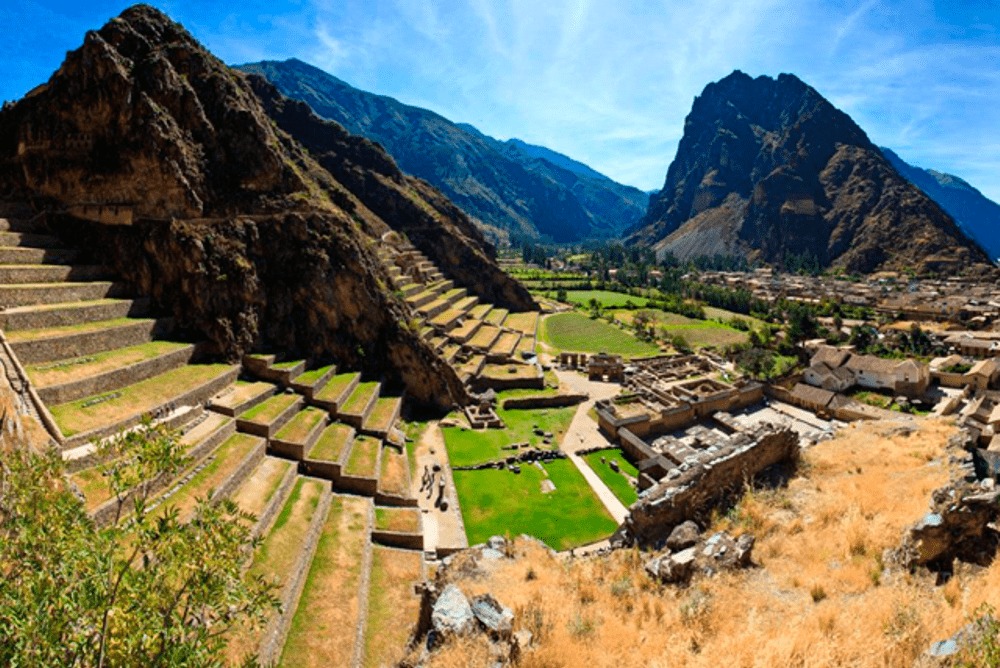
[554,369,630,524]
[410,420,467,553]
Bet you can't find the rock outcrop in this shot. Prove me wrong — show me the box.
[629,71,994,275]
[238,58,648,242]
[0,4,537,409]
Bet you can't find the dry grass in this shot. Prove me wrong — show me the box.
[363,546,423,668]
[378,444,410,497]
[309,423,354,462]
[274,407,327,443]
[279,494,369,667]
[426,418,1000,668]
[26,341,190,388]
[505,311,540,335]
[230,457,293,519]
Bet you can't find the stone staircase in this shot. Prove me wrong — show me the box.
[0,206,471,666]
[377,241,539,389]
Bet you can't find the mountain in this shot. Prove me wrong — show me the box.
[881,147,1000,261]
[628,71,993,275]
[237,58,647,243]
[0,4,533,409]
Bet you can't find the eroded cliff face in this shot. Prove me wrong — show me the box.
[630,71,993,275]
[0,4,510,410]
[247,76,536,312]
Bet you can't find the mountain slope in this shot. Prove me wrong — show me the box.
[881,148,1000,261]
[629,71,992,275]
[0,4,532,409]
[237,58,646,242]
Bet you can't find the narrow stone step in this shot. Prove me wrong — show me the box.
[0,246,79,264]
[0,281,125,307]
[278,494,371,667]
[225,477,331,667]
[454,295,479,313]
[208,380,277,417]
[311,371,360,413]
[0,264,110,284]
[440,287,467,305]
[429,308,464,331]
[50,363,240,448]
[76,411,235,526]
[236,392,304,439]
[0,297,150,331]
[338,434,382,496]
[375,443,416,507]
[371,506,422,545]
[360,546,424,668]
[229,455,297,538]
[149,432,266,522]
[289,363,337,400]
[27,340,197,405]
[488,331,522,360]
[468,324,502,351]
[363,396,402,438]
[302,422,355,481]
[0,231,63,248]
[6,317,174,364]
[270,406,329,459]
[448,317,482,344]
[484,308,509,326]
[441,343,461,365]
[404,288,438,309]
[468,304,492,320]
[338,381,381,429]
[397,282,422,298]
[417,298,450,320]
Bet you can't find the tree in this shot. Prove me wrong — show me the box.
[0,420,277,667]
[737,347,777,380]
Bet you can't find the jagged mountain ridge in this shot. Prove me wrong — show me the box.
[629,71,993,275]
[0,4,534,409]
[881,147,1000,261]
[237,58,647,242]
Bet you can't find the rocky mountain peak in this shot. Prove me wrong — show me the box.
[630,70,991,275]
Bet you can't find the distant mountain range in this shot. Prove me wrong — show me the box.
[238,58,647,243]
[880,148,1000,261]
[627,71,993,275]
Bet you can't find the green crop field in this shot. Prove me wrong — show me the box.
[581,448,639,506]
[442,406,577,467]
[453,458,618,551]
[562,290,650,308]
[540,312,659,357]
[613,309,749,349]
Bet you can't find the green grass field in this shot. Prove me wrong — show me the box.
[613,309,749,349]
[442,406,577,467]
[581,448,639,506]
[563,290,650,308]
[540,312,659,357]
[453,458,618,551]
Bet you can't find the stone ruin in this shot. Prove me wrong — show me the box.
[587,352,624,382]
[893,427,1000,574]
[464,389,504,429]
[617,423,800,548]
[644,520,756,584]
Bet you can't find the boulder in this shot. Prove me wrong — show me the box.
[471,594,514,638]
[431,584,476,636]
[666,521,700,551]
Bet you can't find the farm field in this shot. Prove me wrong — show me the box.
[441,406,577,467]
[540,312,659,357]
[452,458,618,550]
[581,448,639,506]
[563,290,650,308]
[613,309,749,349]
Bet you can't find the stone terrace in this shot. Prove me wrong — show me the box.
[0,205,429,667]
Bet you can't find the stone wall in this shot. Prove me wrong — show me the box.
[501,393,587,410]
[622,426,799,547]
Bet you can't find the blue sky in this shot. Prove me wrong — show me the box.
[4,1,1000,201]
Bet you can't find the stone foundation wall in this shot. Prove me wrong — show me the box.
[623,426,799,547]
[501,393,587,410]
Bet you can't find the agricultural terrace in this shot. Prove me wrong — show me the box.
[540,312,659,357]
[453,458,618,551]
[562,290,650,308]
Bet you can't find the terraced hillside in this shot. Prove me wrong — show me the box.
[377,235,542,389]
[0,203,429,666]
